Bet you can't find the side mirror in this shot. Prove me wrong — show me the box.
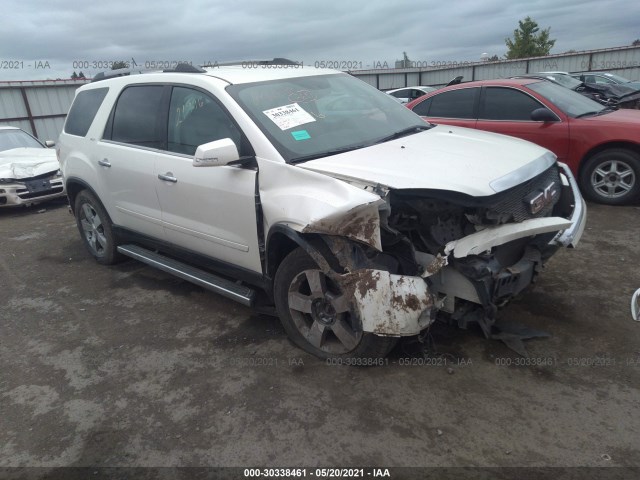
[45,140,55,148]
[446,75,464,86]
[632,288,640,321]
[193,138,239,167]
[531,108,558,122]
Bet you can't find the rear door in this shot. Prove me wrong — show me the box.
[475,86,569,161]
[95,85,168,239]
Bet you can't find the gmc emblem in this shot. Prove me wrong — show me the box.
[525,182,559,214]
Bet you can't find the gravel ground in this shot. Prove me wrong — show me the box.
[1,198,639,477]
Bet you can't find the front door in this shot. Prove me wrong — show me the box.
[155,86,262,273]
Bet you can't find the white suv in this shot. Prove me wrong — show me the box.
[58,62,586,359]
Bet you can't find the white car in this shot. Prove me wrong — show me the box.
[0,126,64,207]
[58,62,586,360]
[386,86,437,104]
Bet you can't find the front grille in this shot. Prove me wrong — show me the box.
[14,172,63,200]
[483,166,561,223]
[18,187,64,199]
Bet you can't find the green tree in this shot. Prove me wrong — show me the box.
[111,61,128,69]
[487,54,500,62]
[71,71,78,79]
[505,17,555,59]
[632,39,640,46]
[77,71,86,79]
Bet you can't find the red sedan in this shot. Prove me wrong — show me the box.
[406,78,640,204]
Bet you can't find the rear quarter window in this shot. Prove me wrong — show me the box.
[64,88,109,137]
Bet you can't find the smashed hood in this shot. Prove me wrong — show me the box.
[584,82,640,100]
[0,148,59,180]
[297,125,556,197]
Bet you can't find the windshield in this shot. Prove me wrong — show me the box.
[602,73,633,84]
[0,129,44,152]
[527,81,606,118]
[227,73,428,163]
[540,73,583,89]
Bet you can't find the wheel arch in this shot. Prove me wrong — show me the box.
[65,177,103,215]
[579,141,640,178]
[265,224,335,282]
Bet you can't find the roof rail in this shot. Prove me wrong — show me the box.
[162,63,206,73]
[91,67,147,82]
[91,59,299,82]
[91,63,206,82]
[205,57,302,67]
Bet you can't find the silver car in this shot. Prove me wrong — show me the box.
[0,126,64,207]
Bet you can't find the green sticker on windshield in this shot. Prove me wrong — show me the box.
[291,130,311,141]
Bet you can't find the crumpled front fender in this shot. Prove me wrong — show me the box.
[258,157,385,251]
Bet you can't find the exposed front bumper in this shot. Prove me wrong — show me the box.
[443,163,587,258]
[340,269,435,337]
[550,162,587,248]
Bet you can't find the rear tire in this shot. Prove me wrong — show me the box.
[579,149,640,205]
[74,190,123,265]
[274,248,398,360]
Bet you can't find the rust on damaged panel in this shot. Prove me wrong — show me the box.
[339,269,381,299]
[423,253,448,277]
[337,268,434,336]
[373,316,402,336]
[302,204,382,250]
[392,293,423,312]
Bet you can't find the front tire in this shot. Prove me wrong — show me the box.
[579,149,640,205]
[74,190,123,265]
[274,248,398,360]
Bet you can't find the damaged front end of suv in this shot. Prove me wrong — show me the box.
[260,130,586,359]
[383,161,583,338]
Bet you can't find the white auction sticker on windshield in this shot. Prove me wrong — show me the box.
[263,103,316,131]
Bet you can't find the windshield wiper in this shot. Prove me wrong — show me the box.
[373,125,431,145]
[290,144,368,164]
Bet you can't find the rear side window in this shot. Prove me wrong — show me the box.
[64,88,109,137]
[412,97,432,116]
[428,88,476,119]
[109,86,165,148]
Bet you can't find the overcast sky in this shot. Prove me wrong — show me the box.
[1,0,639,81]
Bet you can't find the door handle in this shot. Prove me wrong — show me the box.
[158,172,178,183]
[98,159,111,167]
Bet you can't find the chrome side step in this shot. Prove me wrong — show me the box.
[117,244,256,307]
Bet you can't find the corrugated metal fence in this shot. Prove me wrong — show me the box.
[0,79,89,141]
[351,45,640,90]
[1,46,639,141]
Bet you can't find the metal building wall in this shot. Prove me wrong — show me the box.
[0,79,89,142]
[353,45,640,90]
